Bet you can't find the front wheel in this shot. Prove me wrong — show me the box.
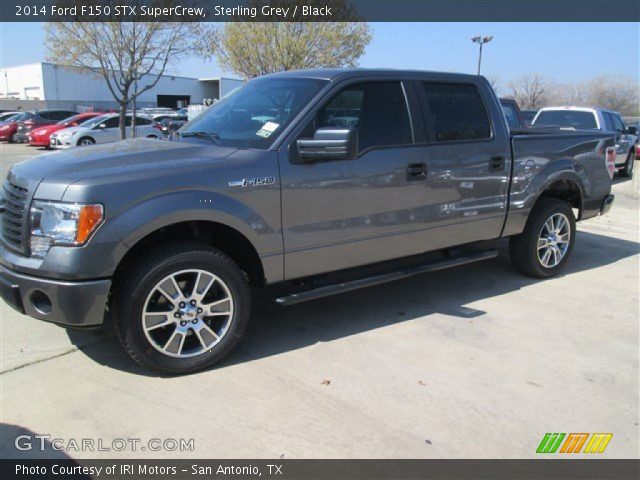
[112,243,251,374]
[509,198,576,278]
[77,137,95,146]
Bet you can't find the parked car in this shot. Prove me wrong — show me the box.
[49,113,159,148]
[0,111,34,142]
[626,122,640,159]
[522,109,538,126]
[0,112,20,122]
[154,115,188,136]
[28,112,103,148]
[13,109,78,143]
[532,107,636,177]
[1,69,615,374]
[500,98,526,130]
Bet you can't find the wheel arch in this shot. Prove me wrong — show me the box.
[112,219,266,296]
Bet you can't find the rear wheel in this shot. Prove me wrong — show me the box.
[509,197,576,278]
[112,242,251,374]
[77,137,95,146]
[620,150,634,178]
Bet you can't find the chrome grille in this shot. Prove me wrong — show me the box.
[1,181,28,254]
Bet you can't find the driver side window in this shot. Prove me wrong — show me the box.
[103,117,120,128]
[316,82,413,152]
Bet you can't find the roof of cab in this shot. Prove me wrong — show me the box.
[260,68,483,83]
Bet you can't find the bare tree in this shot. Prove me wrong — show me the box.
[485,75,501,96]
[508,74,549,110]
[584,75,640,116]
[197,0,371,78]
[45,20,197,139]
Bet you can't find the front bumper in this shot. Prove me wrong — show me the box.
[13,133,30,143]
[49,136,74,149]
[0,264,111,327]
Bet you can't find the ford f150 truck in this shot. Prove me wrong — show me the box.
[1,70,615,374]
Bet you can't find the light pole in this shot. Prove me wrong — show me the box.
[471,35,493,75]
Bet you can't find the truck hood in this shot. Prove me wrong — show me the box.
[12,138,238,192]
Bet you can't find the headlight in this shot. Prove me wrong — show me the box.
[29,201,104,258]
[58,131,74,138]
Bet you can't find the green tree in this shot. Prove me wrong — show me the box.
[198,1,372,78]
[45,18,196,139]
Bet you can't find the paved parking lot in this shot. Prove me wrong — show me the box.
[1,142,638,459]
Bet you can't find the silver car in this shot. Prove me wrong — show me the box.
[50,113,159,149]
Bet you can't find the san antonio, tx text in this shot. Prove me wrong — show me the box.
[16,463,284,477]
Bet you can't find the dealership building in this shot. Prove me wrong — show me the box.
[0,62,244,111]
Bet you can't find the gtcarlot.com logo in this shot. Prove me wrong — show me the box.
[536,433,613,454]
[15,434,195,452]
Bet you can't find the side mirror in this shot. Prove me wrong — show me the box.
[626,126,637,135]
[97,123,106,129]
[296,127,357,162]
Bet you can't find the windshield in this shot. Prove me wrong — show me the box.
[79,114,111,127]
[181,77,328,149]
[533,110,598,129]
[2,113,21,122]
[57,114,92,125]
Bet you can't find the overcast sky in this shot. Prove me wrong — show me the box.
[2,22,638,86]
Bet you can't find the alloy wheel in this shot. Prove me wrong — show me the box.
[537,213,571,268]
[142,269,234,358]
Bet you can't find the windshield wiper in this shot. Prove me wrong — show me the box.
[180,131,223,146]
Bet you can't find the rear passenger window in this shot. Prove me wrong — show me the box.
[421,83,491,142]
[317,82,412,152]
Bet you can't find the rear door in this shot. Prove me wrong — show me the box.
[611,113,631,164]
[278,79,433,280]
[413,80,511,241]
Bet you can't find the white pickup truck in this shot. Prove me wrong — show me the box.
[533,106,637,177]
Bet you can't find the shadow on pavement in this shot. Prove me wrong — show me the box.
[0,423,74,459]
[66,230,639,377]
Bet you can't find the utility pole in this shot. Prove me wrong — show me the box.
[471,35,493,75]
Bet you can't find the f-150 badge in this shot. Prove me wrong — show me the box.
[228,177,276,188]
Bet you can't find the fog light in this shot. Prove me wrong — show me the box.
[30,290,52,314]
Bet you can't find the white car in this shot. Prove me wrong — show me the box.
[50,113,159,149]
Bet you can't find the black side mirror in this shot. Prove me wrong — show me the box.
[626,126,637,135]
[296,127,358,162]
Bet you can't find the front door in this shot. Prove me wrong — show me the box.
[279,80,432,280]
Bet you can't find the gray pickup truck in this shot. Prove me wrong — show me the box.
[1,69,615,374]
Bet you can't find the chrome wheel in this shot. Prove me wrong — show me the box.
[142,269,234,358]
[537,213,571,268]
[79,138,94,146]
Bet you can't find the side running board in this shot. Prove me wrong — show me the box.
[275,248,498,306]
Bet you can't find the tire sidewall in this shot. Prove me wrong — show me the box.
[78,137,95,146]
[118,249,250,374]
[527,201,576,277]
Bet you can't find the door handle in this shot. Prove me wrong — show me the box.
[489,156,505,171]
[406,163,427,181]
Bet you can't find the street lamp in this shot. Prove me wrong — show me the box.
[471,35,493,75]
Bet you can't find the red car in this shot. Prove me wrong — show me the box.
[0,112,33,142]
[28,112,103,147]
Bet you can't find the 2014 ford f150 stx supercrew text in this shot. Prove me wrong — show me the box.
[1,70,615,373]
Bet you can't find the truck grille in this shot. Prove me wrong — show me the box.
[1,181,28,254]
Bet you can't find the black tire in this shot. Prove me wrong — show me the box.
[509,197,576,278]
[77,136,95,146]
[112,242,251,374]
[620,150,635,178]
